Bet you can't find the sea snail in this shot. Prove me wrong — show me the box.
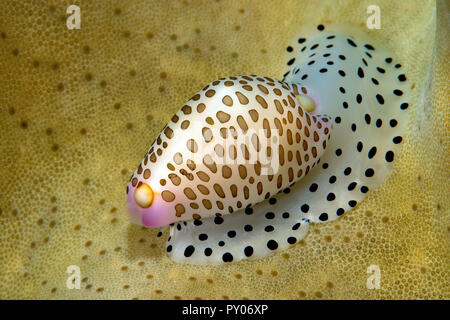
[126,24,409,265]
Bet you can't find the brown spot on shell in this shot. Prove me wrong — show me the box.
[205,89,216,97]
[249,109,259,122]
[229,126,238,139]
[197,185,210,195]
[164,127,173,139]
[173,153,183,165]
[296,151,302,165]
[179,168,193,180]
[287,111,293,123]
[186,159,196,171]
[240,144,250,160]
[213,184,225,198]
[274,99,284,114]
[306,113,311,126]
[222,95,233,106]
[181,105,192,115]
[196,171,210,182]
[216,111,231,123]
[197,103,206,113]
[238,165,247,179]
[202,127,213,142]
[184,187,197,200]
[257,182,263,195]
[237,115,248,132]
[277,174,283,188]
[230,185,238,197]
[251,133,260,152]
[244,186,250,199]
[288,168,294,182]
[202,199,212,209]
[220,128,228,139]
[263,118,271,138]
[168,173,181,186]
[287,129,293,145]
[288,95,296,108]
[257,84,269,94]
[303,140,308,151]
[161,190,175,202]
[181,120,190,129]
[235,91,249,104]
[255,95,268,109]
[186,139,198,153]
[254,161,261,176]
[274,118,283,136]
[175,204,185,217]
[214,144,224,157]
[279,145,285,165]
[228,145,237,159]
[203,155,217,173]
[314,131,319,142]
[222,165,232,178]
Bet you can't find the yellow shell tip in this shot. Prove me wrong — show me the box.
[296,94,316,112]
[134,183,154,208]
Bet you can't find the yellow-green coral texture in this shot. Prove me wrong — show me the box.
[0,0,448,299]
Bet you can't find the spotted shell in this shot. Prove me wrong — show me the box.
[126,75,332,227]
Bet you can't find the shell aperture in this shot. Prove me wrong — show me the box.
[127,25,409,265]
